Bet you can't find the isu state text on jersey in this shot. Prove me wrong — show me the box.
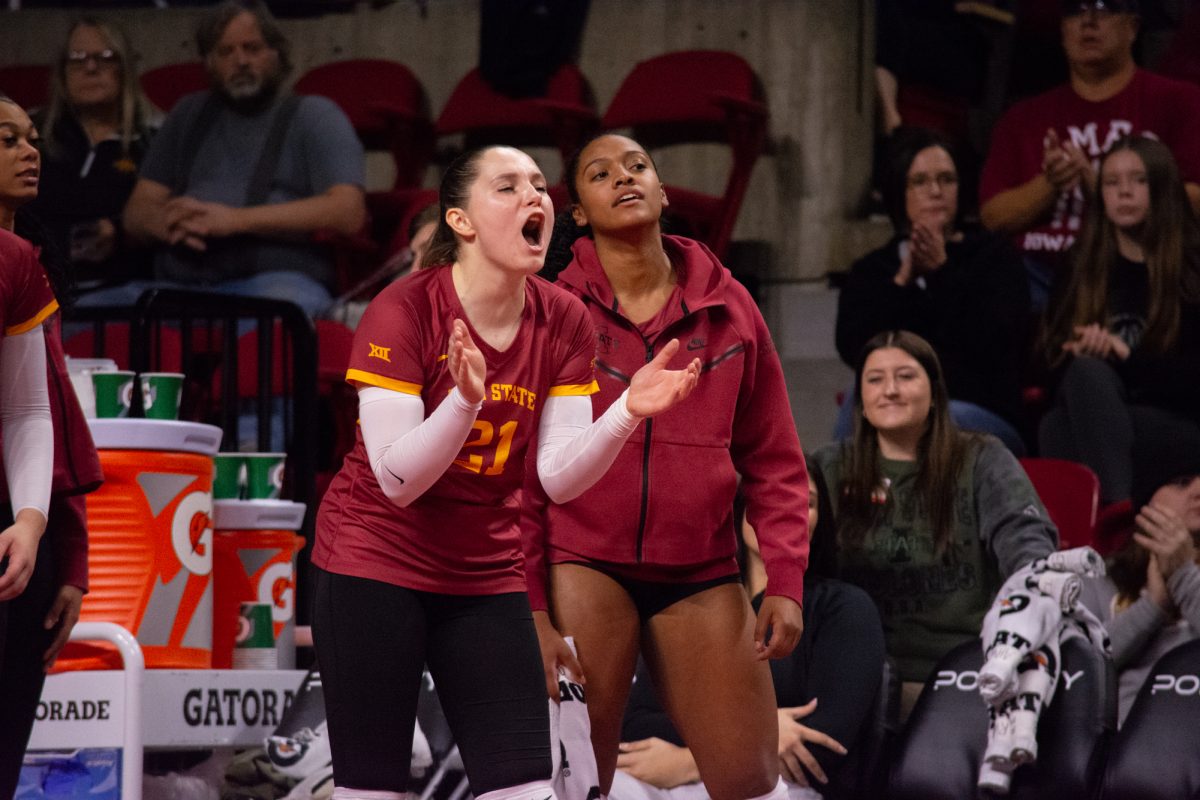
[313,266,598,595]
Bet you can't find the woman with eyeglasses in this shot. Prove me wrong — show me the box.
[24,18,155,298]
[834,127,1031,454]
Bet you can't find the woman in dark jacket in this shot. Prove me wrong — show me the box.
[835,127,1030,453]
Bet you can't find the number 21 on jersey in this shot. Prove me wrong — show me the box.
[453,420,518,475]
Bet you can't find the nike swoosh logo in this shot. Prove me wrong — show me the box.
[385,466,405,485]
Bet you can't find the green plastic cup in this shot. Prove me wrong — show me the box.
[233,602,277,669]
[213,454,246,500]
[245,453,286,500]
[139,372,184,420]
[91,371,136,418]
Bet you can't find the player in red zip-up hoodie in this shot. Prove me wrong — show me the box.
[524,134,810,800]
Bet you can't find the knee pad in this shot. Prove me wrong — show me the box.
[331,789,415,800]
[474,779,556,800]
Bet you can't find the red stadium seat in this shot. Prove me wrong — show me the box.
[601,50,768,260]
[0,64,52,111]
[294,59,434,190]
[1019,457,1100,550]
[63,322,183,373]
[436,64,598,169]
[139,62,209,114]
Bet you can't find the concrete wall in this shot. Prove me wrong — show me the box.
[0,0,876,286]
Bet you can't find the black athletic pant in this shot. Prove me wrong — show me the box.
[312,567,552,795]
[0,513,57,799]
[1039,356,1200,504]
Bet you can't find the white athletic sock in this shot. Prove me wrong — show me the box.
[473,779,557,800]
[745,777,789,800]
[330,788,414,800]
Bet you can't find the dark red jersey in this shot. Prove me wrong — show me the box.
[313,266,597,594]
[0,229,58,337]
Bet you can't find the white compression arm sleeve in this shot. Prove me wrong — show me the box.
[537,391,641,504]
[0,328,51,519]
[359,385,482,507]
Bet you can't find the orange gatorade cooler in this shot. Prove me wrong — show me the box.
[57,419,223,671]
[212,500,307,669]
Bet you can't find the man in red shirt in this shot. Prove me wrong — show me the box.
[979,0,1200,304]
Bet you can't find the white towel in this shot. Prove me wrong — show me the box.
[980,579,1063,703]
[1042,547,1105,578]
[1027,570,1082,614]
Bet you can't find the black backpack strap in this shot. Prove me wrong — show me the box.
[245,93,303,207]
[173,92,222,197]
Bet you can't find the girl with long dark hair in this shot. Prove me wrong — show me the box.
[812,330,1057,718]
[1039,135,1200,503]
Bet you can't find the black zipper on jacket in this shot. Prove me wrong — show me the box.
[635,337,654,562]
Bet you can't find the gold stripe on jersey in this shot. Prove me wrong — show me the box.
[346,368,422,395]
[548,380,599,397]
[5,299,59,336]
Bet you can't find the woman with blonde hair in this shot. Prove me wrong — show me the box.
[26,17,155,294]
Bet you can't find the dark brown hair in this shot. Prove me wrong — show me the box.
[880,126,962,234]
[837,330,975,557]
[196,0,293,79]
[421,146,502,269]
[1042,135,1200,366]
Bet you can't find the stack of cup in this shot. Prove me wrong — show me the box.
[65,357,118,418]
[87,369,185,419]
[213,453,287,501]
[232,602,277,669]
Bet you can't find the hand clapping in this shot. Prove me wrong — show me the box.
[625,338,701,418]
[448,319,486,405]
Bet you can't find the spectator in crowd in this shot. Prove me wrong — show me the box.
[812,330,1057,720]
[1083,441,1200,726]
[611,468,885,800]
[89,0,366,317]
[835,128,1030,454]
[979,0,1200,308]
[24,18,155,300]
[0,93,89,799]
[528,133,809,800]
[1038,135,1200,504]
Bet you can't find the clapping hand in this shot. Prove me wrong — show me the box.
[909,221,947,273]
[448,319,486,405]
[625,339,701,418]
[1042,129,1091,194]
[1135,502,1196,583]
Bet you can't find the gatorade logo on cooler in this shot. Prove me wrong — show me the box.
[259,561,294,623]
[171,491,213,576]
[271,463,285,492]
